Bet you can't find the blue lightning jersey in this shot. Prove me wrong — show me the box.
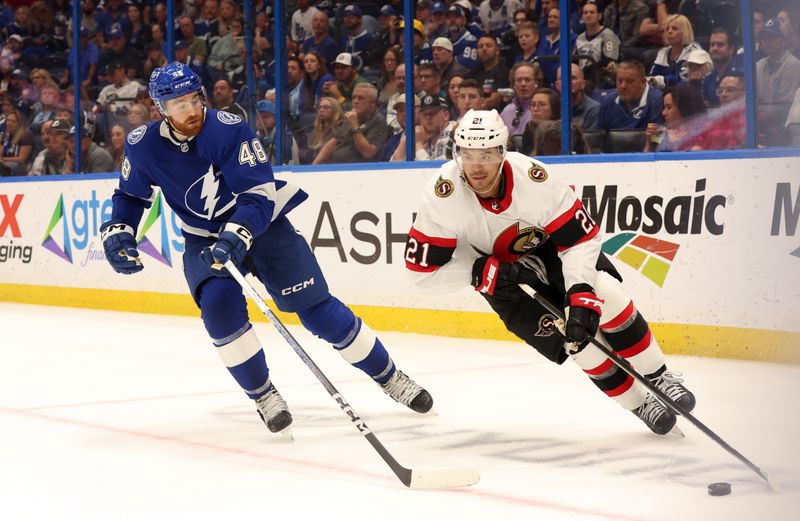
[112,109,308,238]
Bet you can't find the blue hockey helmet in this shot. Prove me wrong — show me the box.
[148,61,205,115]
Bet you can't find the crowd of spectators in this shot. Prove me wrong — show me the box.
[0,0,798,175]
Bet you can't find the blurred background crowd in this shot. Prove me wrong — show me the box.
[0,0,798,175]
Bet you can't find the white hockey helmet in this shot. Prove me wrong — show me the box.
[453,109,509,152]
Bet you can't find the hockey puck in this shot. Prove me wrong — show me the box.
[708,482,731,496]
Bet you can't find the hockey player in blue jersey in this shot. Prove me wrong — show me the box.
[99,62,433,434]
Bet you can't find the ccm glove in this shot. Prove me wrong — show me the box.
[199,222,254,276]
[100,219,144,274]
[564,284,604,345]
[471,255,545,299]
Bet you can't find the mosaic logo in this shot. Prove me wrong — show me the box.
[602,233,679,287]
[135,192,184,266]
[42,190,183,266]
[770,182,800,258]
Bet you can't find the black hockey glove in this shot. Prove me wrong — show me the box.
[471,255,544,299]
[564,284,604,346]
[100,219,143,275]
[200,222,254,276]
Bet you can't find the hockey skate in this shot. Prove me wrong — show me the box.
[255,386,293,434]
[381,370,434,413]
[632,393,678,435]
[650,370,696,412]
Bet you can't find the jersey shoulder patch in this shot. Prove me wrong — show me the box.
[217,110,242,125]
[127,125,147,145]
[527,162,548,182]
[121,156,131,180]
[434,175,454,198]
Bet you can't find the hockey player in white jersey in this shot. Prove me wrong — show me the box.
[404,109,695,435]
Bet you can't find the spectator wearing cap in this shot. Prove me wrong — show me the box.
[178,15,208,64]
[535,7,576,87]
[2,34,25,66]
[399,18,433,66]
[501,62,536,135]
[432,36,469,91]
[756,18,800,106]
[29,118,69,176]
[470,34,510,110]
[598,58,663,131]
[313,83,389,164]
[413,93,455,160]
[426,2,448,41]
[338,5,373,69]
[648,15,703,90]
[446,5,479,71]
[143,41,168,80]
[98,23,142,82]
[574,1,619,89]
[300,11,338,67]
[326,52,367,111]
[62,27,99,97]
[194,0,221,41]
[96,62,143,115]
[64,120,114,173]
[0,109,33,176]
[255,99,299,164]
[385,93,420,161]
[213,78,248,122]
[208,17,244,82]
[7,69,29,112]
[290,0,319,46]
[682,48,713,98]
[702,27,742,107]
[96,0,129,46]
[556,63,600,132]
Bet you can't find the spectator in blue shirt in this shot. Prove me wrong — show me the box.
[598,59,663,131]
[338,5,373,69]
[703,27,742,107]
[446,5,478,71]
[535,7,576,87]
[62,28,99,95]
[301,10,338,67]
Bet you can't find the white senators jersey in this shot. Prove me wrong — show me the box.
[405,151,602,294]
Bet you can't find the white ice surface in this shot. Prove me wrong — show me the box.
[1,303,798,521]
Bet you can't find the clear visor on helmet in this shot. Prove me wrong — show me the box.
[162,91,205,118]
[455,145,505,165]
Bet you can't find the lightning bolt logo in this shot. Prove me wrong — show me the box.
[199,164,220,218]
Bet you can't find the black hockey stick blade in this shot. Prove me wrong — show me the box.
[223,260,480,489]
[518,283,775,489]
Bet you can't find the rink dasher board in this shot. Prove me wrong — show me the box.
[0,156,798,362]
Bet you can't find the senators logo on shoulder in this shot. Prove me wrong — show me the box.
[528,164,547,182]
[435,177,454,198]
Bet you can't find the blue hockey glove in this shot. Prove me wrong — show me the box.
[100,219,144,275]
[200,222,254,276]
[564,284,604,347]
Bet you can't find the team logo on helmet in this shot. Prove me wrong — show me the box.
[528,164,547,182]
[535,313,557,337]
[217,111,241,125]
[121,156,131,180]
[435,176,454,198]
[127,124,147,145]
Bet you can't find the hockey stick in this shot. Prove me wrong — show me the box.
[518,283,774,488]
[223,260,480,489]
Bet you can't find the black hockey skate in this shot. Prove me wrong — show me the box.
[381,370,433,413]
[632,393,677,435]
[255,386,293,433]
[650,370,696,412]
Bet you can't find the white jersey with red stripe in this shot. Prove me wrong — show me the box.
[405,151,602,294]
